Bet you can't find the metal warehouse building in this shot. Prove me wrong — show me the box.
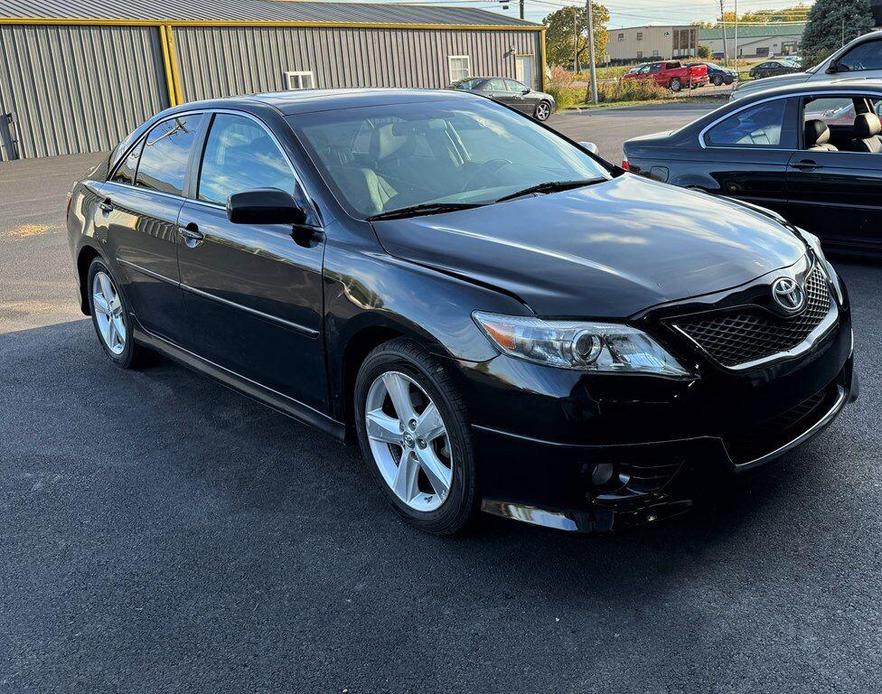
[0,0,544,160]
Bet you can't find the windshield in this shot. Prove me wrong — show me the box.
[290,98,610,219]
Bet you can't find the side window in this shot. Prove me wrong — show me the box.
[648,64,661,73]
[111,140,144,186]
[485,79,506,91]
[135,114,204,196]
[705,100,788,147]
[838,40,882,72]
[804,97,857,128]
[198,114,296,206]
[505,79,527,92]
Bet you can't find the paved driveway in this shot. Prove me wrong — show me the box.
[2,104,881,692]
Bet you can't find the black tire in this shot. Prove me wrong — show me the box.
[354,338,478,535]
[86,257,150,369]
[712,75,723,87]
[670,77,682,92]
[534,100,552,121]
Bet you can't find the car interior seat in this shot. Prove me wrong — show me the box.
[804,119,838,151]
[849,113,882,153]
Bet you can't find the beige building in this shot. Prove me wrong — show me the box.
[606,25,698,64]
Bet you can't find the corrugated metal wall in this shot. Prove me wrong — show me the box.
[0,24,168,160]
[174,26,541,101]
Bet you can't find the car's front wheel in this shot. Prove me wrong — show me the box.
[670,77,682,92]
[534,100,552,121]
[712,75,723,87]
[87,257,149,369]
[354,339,477,535]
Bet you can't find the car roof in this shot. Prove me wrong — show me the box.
[163,87,483,117]
[736,78,882,101]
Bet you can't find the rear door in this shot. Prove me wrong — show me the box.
[699,96,797,214]
[176,111,327,410]
[102,112,205,343]
[786,94,882,252]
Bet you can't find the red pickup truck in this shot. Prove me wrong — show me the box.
[622,61,709,91]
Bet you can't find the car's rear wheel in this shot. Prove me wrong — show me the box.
[712,75,723,87]
[354,339,477,535]
[534,100,552,121]
[87,257,148,369]
[670,77,682,92]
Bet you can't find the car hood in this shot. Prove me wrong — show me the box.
[371,174,806,317]
[733,72,809,98]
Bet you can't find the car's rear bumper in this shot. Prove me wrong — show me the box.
[454,307,855,533]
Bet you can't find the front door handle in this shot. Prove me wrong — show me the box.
[99,197,113,213]
[179,222,204,241]
[792,160,821,171]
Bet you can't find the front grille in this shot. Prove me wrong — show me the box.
[671,264,833,368]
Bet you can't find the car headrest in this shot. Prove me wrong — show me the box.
[370,123,413,161]
[804,119,830,147]
[854,112,882,139]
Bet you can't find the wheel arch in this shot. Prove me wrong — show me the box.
[76,244,103,315]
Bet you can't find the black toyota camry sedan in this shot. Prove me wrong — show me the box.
[623,80,882,255]
[68,88,856,535]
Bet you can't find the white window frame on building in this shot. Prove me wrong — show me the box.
[636,32,643,41]
[285,71,315,90]
[448,55,471,83]
[617,32,624,41]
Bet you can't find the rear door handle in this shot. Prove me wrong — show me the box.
[99,197,113,213]
[792,160,821,171]
[179,222,204,243]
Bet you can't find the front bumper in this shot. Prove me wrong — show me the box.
[454,301,855,533]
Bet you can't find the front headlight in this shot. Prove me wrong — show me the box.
[797,228,844,305]
[472,312,689,376]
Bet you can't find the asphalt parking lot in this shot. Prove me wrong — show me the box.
[2,103,882,692]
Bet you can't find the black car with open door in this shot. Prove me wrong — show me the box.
[623,79,882,255]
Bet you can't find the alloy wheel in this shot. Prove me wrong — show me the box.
[535,102,550,120]
[92,271,126,355]
[364,371,453,512]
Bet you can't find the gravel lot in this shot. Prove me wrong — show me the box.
[2,103,881,692]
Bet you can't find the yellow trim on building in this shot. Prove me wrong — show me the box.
[539,28,547,91]
[164,25,185,105]
[157,25,177,107]
[0,16,541,31]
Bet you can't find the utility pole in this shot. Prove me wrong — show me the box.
[574,8,580,72]
[733,0,738,65]
[719,0,728,65]
[585,0,598,104]
[519,0,524,20]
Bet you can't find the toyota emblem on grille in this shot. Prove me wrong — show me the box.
[771,277,806,313]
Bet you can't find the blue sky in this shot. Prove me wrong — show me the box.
[418,0,815,28]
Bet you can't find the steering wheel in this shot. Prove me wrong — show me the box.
[460,159,513,192]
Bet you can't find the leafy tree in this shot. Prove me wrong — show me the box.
[801,0,874,67]
[697,45,711,59]
[543,4,610,69]
[742,5,811,23]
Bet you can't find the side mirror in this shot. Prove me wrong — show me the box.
[579,141,599,154]
[227,188,307,226]
[522,88,531,95]
[826,62,839,74]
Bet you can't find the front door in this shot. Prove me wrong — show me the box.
[177,112,327,410]
[516,55,534,89]
[786,149,882,252]
[102,113,205,343]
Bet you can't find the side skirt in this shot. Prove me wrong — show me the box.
[133,325,347,442]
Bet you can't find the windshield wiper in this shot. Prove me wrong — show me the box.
[367,202,484,221]
[494,179,603,203]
